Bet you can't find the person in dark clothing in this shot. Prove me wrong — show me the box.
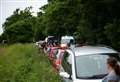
[102,57,120,82]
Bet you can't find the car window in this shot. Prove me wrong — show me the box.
[53,49,58,59]
[62,52,72,74]
[61,39,75,44]
[75,53,120,79]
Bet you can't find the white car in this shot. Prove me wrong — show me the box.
[61,36,75,44]
[59,46,120,82]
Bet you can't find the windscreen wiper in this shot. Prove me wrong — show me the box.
[89,74,107,79]
[77,74,107,79]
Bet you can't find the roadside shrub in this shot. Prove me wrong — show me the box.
[0,44,61,82]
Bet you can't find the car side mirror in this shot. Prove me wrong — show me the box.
[59,72,70,79]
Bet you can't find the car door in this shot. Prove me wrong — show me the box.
[60,51,73,82]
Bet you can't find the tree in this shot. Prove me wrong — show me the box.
[2,7,35,43]
[1,0,120,50]
[38,0,81,36]
[36,0,120,50]
[104,20,120,49]
[74,0,120,47]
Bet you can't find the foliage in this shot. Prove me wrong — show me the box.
[104,20,120,49]
[1,0,120,50]
[41,0,81,36]
[74,0,120,49]
[2,7,35,43]
[37,0,120,50]
[0,44,62,82]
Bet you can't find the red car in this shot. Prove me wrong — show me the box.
[47,46,66,71]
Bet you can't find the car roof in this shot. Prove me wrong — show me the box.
[61,36,74,39]
[71,46,118,56]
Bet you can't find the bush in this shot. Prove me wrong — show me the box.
[0,44,61,82]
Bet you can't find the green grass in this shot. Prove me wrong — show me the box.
[0,44,62,82]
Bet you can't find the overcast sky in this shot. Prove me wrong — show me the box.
[0,0,47,35]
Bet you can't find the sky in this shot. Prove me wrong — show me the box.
[0,0,48,35]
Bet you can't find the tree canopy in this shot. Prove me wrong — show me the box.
[1,0,120,50]
[2,7,35,43]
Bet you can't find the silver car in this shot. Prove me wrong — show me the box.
[59,46,120,82]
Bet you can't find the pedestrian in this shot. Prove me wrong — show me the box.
[102,57,120,82]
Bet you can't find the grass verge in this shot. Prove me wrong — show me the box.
[0,44,62,82]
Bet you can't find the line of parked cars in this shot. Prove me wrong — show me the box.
[36,36,120,82]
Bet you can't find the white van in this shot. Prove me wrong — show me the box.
[59,46,120,82]
[61,36,75,48]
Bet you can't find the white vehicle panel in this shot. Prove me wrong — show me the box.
[75,79,102,82]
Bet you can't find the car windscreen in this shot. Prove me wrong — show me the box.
[61,39,75,44]
[75,54,120,79]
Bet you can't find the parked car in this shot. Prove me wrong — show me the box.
[48,47,59,61]
[47,46,66,71]
[59,46,120,82]
[35,41,46,49]
[61,36,75,48]
[54,49,65,70]
[44,36,60,53]
[45,36,60,45]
